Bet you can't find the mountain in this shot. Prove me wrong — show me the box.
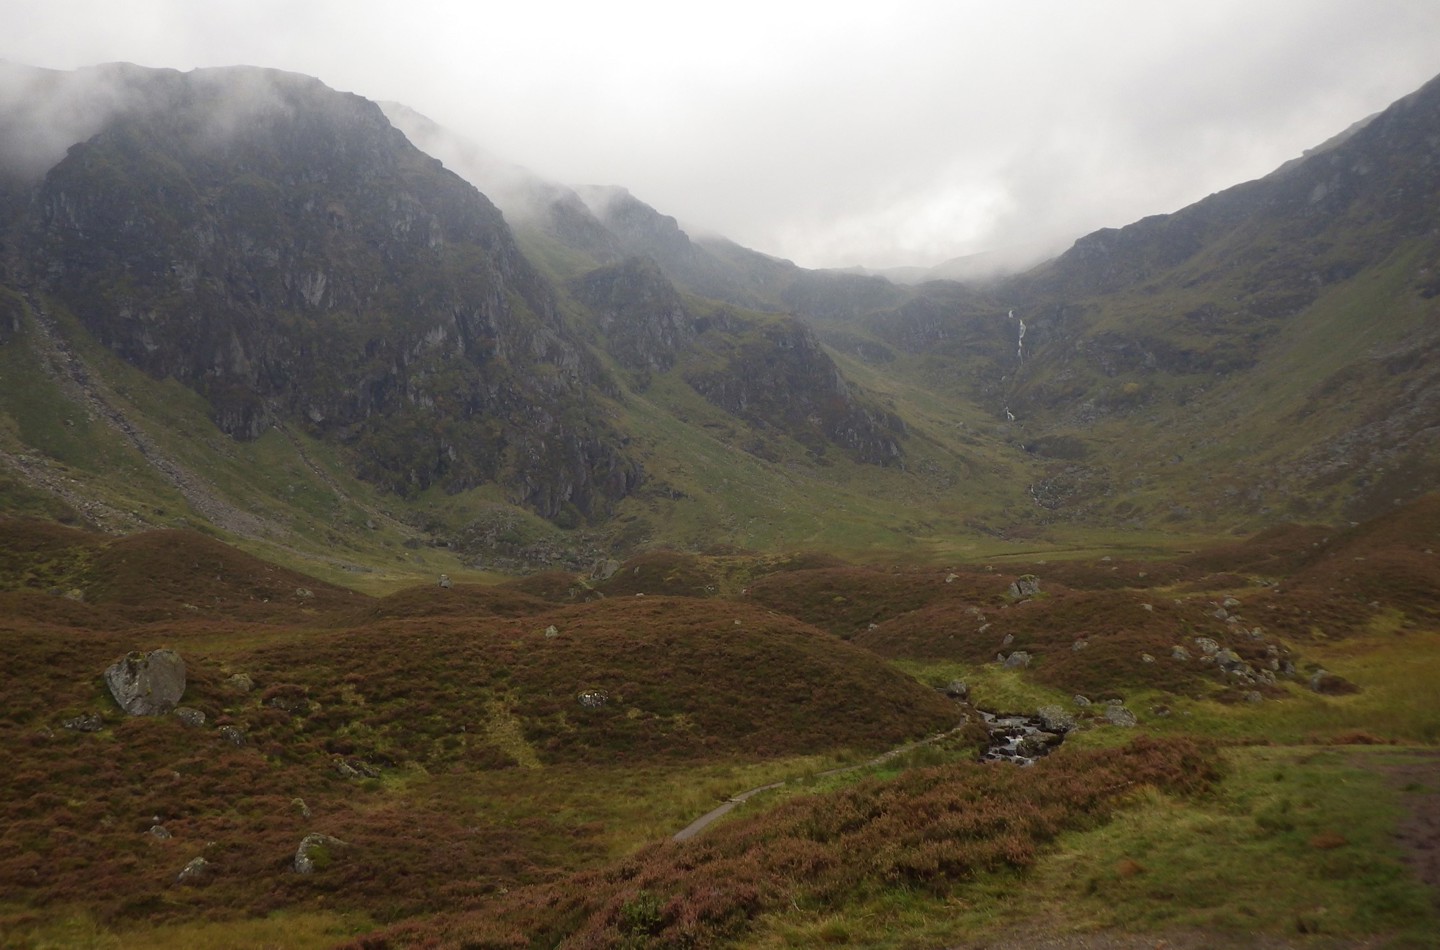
[3,60,1440,569]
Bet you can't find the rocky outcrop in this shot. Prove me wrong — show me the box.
[685,317,906,465]
[105,649,186,715]
[294,833,349,874]
[11,64,640,520]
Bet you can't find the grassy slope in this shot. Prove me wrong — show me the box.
[1,498,1437,948]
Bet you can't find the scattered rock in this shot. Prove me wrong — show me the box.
[174,706,206,728]
[175,856,211,885]
[294,833,349,874]
[1223,597,1242,608]
[1193,637,1220,656]
[1104,705,1138,727]
[1037,705,1076,732]
[1001,633,1015,647]
[945,572,958,583]
[1008,574,1041,599]
[293,798,312,818]
[148,824,172,840]
[225,673,254,693]
[1171,645,1191,661]
[544,624,559,639]
[943,680,969,701]
[218,725,246,747]
[294,587,313,598]
[1072,638,1088,651]
[591,559,622,581]
[1002,651,1031,669]
[105,649,186,716]
[1141,653,1155,664]
[577,689,608,708]
[1073,694,1091,707]
[437,574,453,589]
[1211,607,1229,620]
[62,713,104,732]
[334,758,381,779]
[1244,690,1264,704]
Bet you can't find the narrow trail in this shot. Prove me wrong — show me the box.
[673,721,972,842]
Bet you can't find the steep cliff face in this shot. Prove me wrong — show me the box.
[685,317,907,466]
[569,257,700,375]
[9,65,639,517]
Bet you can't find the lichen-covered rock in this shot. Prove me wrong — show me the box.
[294,833,349,874]
[173,706,206,727]
[105,649,186,716]
[175,856,211,885]
[1008,574,1041,598]
[1037,705,1076,732]
[1104,704,1138,727]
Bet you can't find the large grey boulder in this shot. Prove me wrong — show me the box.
[1008,574,1041,599]
[105,650,186,715]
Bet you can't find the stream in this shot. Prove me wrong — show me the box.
[978,710,1067,766]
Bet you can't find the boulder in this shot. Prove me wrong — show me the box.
[1008,574,1041,599]
[174,706,206,728]
[1002,651,1031,669]
[1037,705,1076,732]
[577,689,608,708]
[943,680,969,701]
[437,574,453,589]
[175,856,211,885]
[1171,645,1192,661]
[1104,705,1138,728]
[218,725,246,747]
[1193,637,1220,656]
[105,650,186,716]
[294,833,349,874]
[225,672,254,693]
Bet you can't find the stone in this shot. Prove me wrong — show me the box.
[945,572,958,583]
[294,587,313,598]
[294,833,349,874]
[591,559,622,581]
[1037,705,1076,732]
[1215,649,1248,674]
[1243,690,1264,704]
[1222,597,1242,608]
[218,725,246,747]
[174,706,206,727]
[1072,638,1089,651]
[437,574,453,589]
[1002,651,1031,669]
[943,680,969,701]
[1073,694,1091,707]
[175,856,211,885]
[105,649,186,716]
[149,824,172,840]
[1172,645,1191,661]
[1104,705,1138,728]
[293,798,312,818]
[1212,607,1229,620]
[1001,633,1015,647]
[1141,653,1155,664]
[62,713,104,732]
[544,624,559,639]
[225,673,254,693]
[577,689,608,708]
[1008,574,1041,599]
[1193,637,1220,656]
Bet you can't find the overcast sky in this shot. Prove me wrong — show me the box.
[6,0,1440,269]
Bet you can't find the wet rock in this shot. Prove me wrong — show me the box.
[62,713,104,732]
[175,856,211,885]
[1104,705,1138,727]
[105,649,186,715]
[1037,705,1076,732]
[174,706,206,728]
[294,833,349,874]
[1008,574,1041,599]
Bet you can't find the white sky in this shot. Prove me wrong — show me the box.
[5,0,1440,269]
